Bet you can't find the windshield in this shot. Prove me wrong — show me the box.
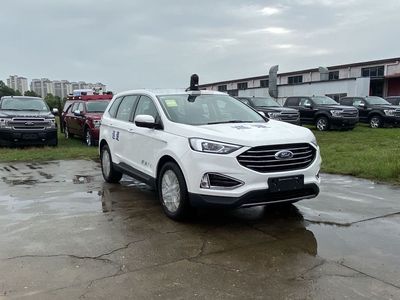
[0,97,49,111]
[158,94,265,125]
[251,97,280,107]
[365,96,391,105]
[311,96,338,105]
[86,101,109,112]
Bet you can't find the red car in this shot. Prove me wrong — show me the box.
[63,96,111,146]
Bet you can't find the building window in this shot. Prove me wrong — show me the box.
[362,66,384,78]
[228,90,238,97]
[217,85,227,92]
[329,71,339,81]
[325,93,347,102]
[260,79,269,88]
[288,75,303,85]
[237,82,248,90]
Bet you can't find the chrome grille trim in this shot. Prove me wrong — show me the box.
[237,143,316,173]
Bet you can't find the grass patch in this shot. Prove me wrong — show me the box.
[0,131,98,162]
[313,124,400,185]
[1,123,399,185]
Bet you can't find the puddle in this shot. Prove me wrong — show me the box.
[73,175,94,184]
[2,176,38,186]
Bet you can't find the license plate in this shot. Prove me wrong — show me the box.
[268,175,304,193]
[22,134,38,140]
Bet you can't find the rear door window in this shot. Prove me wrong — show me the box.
[285,97,299,106]
[115,95,138,122]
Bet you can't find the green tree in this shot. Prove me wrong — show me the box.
[24,90,40,97]
[0,80,18,98]
[44,93,62,112]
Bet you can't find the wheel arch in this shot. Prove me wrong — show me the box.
[313,112,330,122]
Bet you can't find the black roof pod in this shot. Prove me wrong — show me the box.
[187,74,199,91]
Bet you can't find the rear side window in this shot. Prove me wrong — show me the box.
[299,98,311,107]
[340,98,352,106]
[115,95,138,121]
[285,97,299,106]
[108,97,123,118]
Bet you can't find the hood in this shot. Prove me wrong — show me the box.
[255,106,298,113]
[370,104,400,110]
[0,110,54,118]
[168,120,315,147]
[315,104,356,110]
[85,112,104,119]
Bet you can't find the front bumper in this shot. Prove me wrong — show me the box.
[330,117,358,128]
[189,183,319,208]
[382,116,400,125]
[0,129,57,146]
[91,127,100,141]
[180,144,321,208]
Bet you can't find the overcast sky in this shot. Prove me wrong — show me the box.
[1,0,399,92]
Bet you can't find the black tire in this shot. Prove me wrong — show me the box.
[47,137,58,147]
[100,144,122,183]
[369,115,382,128]
[158,162,195,221]
[64,124,74,139]
[85,128,93,147]
[315,116,330,131]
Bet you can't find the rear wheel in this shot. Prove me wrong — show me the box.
[158,162,195,221]
[315,116,330,131]
[369,115,382,128]
[100,144,122,183]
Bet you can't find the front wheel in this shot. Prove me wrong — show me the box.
[85,128,93,146]
[369,115,382,128]
[315,116,330,131]
[64,124,73,139]
[100,144,122,183]
[158,162,195,221]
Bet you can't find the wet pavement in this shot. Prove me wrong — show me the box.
[0,160,399,299]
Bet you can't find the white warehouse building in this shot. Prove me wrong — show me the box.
[200,57,400,103]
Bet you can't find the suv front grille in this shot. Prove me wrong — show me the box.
[280,112,299,121]
[10,118,48,130]
[341,110,358,118]
[395,109,400,117]
[237,143,316,173]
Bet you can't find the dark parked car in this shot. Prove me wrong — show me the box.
[0,96,58,147]
[340,96,400,128]
[236,97,300,124]
[385,96,400,106]
[284,96,359,131]
[63,100,110,146]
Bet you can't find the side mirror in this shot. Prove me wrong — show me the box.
[134,115,156,129]
[257,111,266,118]
[52,108,59,116]
[304,103,312,109]
[74,110,82,116]
[359,102,365,108]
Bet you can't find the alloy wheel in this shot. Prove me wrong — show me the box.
[102,149,111,179]
[161,170,181,213]
[316,118,328,131]
[370,117,381,128]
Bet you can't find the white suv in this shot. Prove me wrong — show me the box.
[99,87,321,220]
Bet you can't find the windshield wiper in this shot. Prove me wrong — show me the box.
[207,120,254,125]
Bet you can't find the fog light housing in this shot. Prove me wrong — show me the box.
[200,173,244,190]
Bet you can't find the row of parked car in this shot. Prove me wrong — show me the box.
[0,92,399,148]
[237,95,400,131]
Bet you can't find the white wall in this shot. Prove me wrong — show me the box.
[278,77,370,98]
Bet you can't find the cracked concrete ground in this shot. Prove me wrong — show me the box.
[0,160,400,299]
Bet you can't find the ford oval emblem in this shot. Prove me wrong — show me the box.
[275,150,294,160]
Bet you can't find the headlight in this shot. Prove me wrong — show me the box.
[310,135,318,148]
[384,110,395,116]
[0,118,11,129]
[93,120,101,128]
[46,119,56,129]
[330,110,343,117]
[267,112,281,119]
[189,138,242,154]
